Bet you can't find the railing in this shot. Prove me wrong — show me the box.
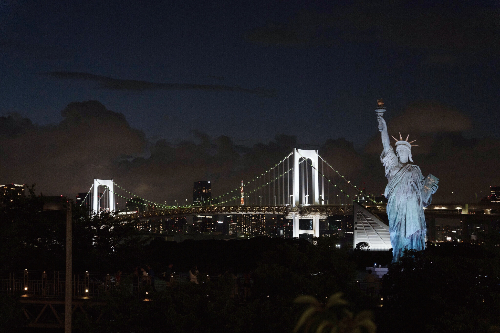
[0,270,210,300]
[0,270,150,298]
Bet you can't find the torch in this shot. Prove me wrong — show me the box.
[375,98,386,117]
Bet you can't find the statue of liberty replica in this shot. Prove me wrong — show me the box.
[376,100,439,262]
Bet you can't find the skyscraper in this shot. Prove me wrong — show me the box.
[193,181,211,206]
[490,186,500,203]
[1,183,25,204]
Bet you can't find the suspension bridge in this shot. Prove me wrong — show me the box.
[80,148,390,248]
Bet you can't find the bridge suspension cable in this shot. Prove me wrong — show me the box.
[110,181,175,209]
[83,149,376,213]
[78,184,94,207]
[210,152,295,206]
[317,153,377,204]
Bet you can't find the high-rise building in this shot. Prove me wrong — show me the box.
[193,181,211,206]
[1,183,25,204]
[490,186,500,203]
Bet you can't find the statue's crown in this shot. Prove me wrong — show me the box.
[392,133,418,149]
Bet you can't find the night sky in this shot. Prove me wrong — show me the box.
[1,1,499,204]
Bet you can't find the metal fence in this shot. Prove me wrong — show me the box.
[0,270,143,298]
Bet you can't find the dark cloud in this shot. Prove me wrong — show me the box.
[44,72,276,97]
[365,101,472,155]
[416,133,500,203]
[1,100,498,204]
[319,138,364,179]
[61,100,128,125]
[389,102,472,133]
[0,101,146,196]
[0,113,35,138]
[123,125,500,204]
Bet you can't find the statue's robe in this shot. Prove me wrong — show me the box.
[381,148,431,262]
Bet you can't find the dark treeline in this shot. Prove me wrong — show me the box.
[1,191,500,332]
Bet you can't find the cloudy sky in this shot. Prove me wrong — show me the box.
[0,0,499,204]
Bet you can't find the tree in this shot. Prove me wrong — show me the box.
[72,208,144,272]
[0,186,66,271]
[355,242,370,251]
[294,293,376,333]
[379,248,500,333]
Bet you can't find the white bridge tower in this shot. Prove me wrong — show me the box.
[92,179,116,215]
[288,148,325,239]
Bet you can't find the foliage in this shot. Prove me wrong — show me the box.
[252,238,356,302]
[294,292,376,333]
[73,276,243,333]
[355,242,369,251]
[350,247,392,271]
[66,236,368,333]
[0,187,145,272]
[379,248,500,333]
[0,186,66,270]
[72,208,146,272]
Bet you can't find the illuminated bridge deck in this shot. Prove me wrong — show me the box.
[116,204,354,220]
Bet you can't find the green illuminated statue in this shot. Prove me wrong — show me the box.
[376,100,438,262]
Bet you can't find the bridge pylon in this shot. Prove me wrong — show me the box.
[293,148,320,206]
[292,148,322,238]
[92,179,115,215]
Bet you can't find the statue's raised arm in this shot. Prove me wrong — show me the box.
[376,98,391,151]
[378,115,391,151]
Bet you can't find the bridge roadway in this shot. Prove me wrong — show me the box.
[116,204,354,220]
